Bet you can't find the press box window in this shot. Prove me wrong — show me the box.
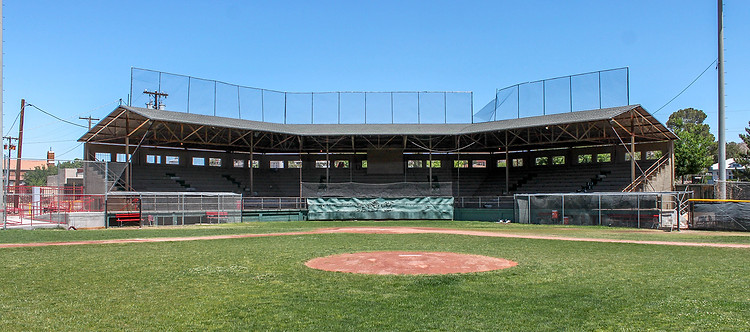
[288,161,302,168]
[94,153,111,162]
[535,157,549,166]
[578,154,593,164]
[116,153,129,163]
[454,160,468,168]
[408,160,423,168]
[248,160,259,168]
[233,159,245,168]
[209,158,222,167]
[472,160,486,168]
[625,152,642,161]
[497,160,507,168]
[166,156,179,165]
[646,150,663,160]
[192,157,205,166]
[146,155,161,164]
[270,161,284,169]
[427,160,441,168]
[316,160,330,168]
[553,156,565,165]
[334,160,349,168]
[361,160,368,168]
[512,158,523,167]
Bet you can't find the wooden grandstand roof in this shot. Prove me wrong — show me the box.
[80,104,676,153]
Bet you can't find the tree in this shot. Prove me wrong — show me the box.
[734,121,750,181]
[22,165,57,186]
[22,159,84,186]
[58,159,83,169]
[667,108,716,180]
[726,142,748,160]
[666,108,709,129]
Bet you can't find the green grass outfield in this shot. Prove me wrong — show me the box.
[0,221,748,330]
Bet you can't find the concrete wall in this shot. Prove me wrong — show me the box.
[68,212,106,229]
[643,157,673,192]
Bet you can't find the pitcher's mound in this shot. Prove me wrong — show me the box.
[305,251,517,275]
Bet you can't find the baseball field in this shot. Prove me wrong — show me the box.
[0,220,748,330]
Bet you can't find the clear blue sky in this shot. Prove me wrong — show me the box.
[3,0,749,159]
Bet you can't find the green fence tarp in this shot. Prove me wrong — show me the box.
[306,197,454,220]
[691,201,750,231]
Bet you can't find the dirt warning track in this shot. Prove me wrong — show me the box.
[1,227,749,249]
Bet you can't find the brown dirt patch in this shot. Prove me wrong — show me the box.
[305,251,517,275]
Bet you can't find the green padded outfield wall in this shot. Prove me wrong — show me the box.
[306,197,454,220]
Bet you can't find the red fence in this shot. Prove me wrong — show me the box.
[4,186,104,227]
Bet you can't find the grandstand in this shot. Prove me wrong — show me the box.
[79,104,676,198]
[60,67,685,226]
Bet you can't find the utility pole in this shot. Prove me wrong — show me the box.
[3,136,17,230]
[79,116,99,131]
[14,100,25,210]
[143,90,168,109]
[718,0,726,199]
[80,116,100,161]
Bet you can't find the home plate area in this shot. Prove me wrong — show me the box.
[305,251,517,275]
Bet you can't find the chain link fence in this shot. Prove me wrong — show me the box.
[106,192,242,227]
[714,180,750,200]
[515,192,687,229]
[454,196,513,209]
[241,197,306,210]
[690,181,750,231]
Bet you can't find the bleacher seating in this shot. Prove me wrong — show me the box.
[130,157,657,197]
[511,161,655,194]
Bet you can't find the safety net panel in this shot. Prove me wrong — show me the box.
[307,197,454,220]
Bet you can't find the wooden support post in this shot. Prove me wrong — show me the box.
[14,99,25,209]
[429,136,433,189]
[250,135,254,194]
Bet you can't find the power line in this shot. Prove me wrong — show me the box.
[653,59,718,114]
[24,139,75,144]
[55,143,83,158]
[25,103,87,128]
[23,99,120,132]
[4,110,21,136]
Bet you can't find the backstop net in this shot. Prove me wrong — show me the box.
[474,67,629,122]
[130,68,473,124]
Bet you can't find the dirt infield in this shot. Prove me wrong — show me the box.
[306,251,517,275]
[1,226,750,249]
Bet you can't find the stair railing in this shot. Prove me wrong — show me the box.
[622,154,670,192]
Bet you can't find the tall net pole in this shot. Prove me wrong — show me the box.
[1,0,5,229]
[718,0,727,199]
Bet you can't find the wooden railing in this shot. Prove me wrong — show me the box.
[622,154,670,192]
